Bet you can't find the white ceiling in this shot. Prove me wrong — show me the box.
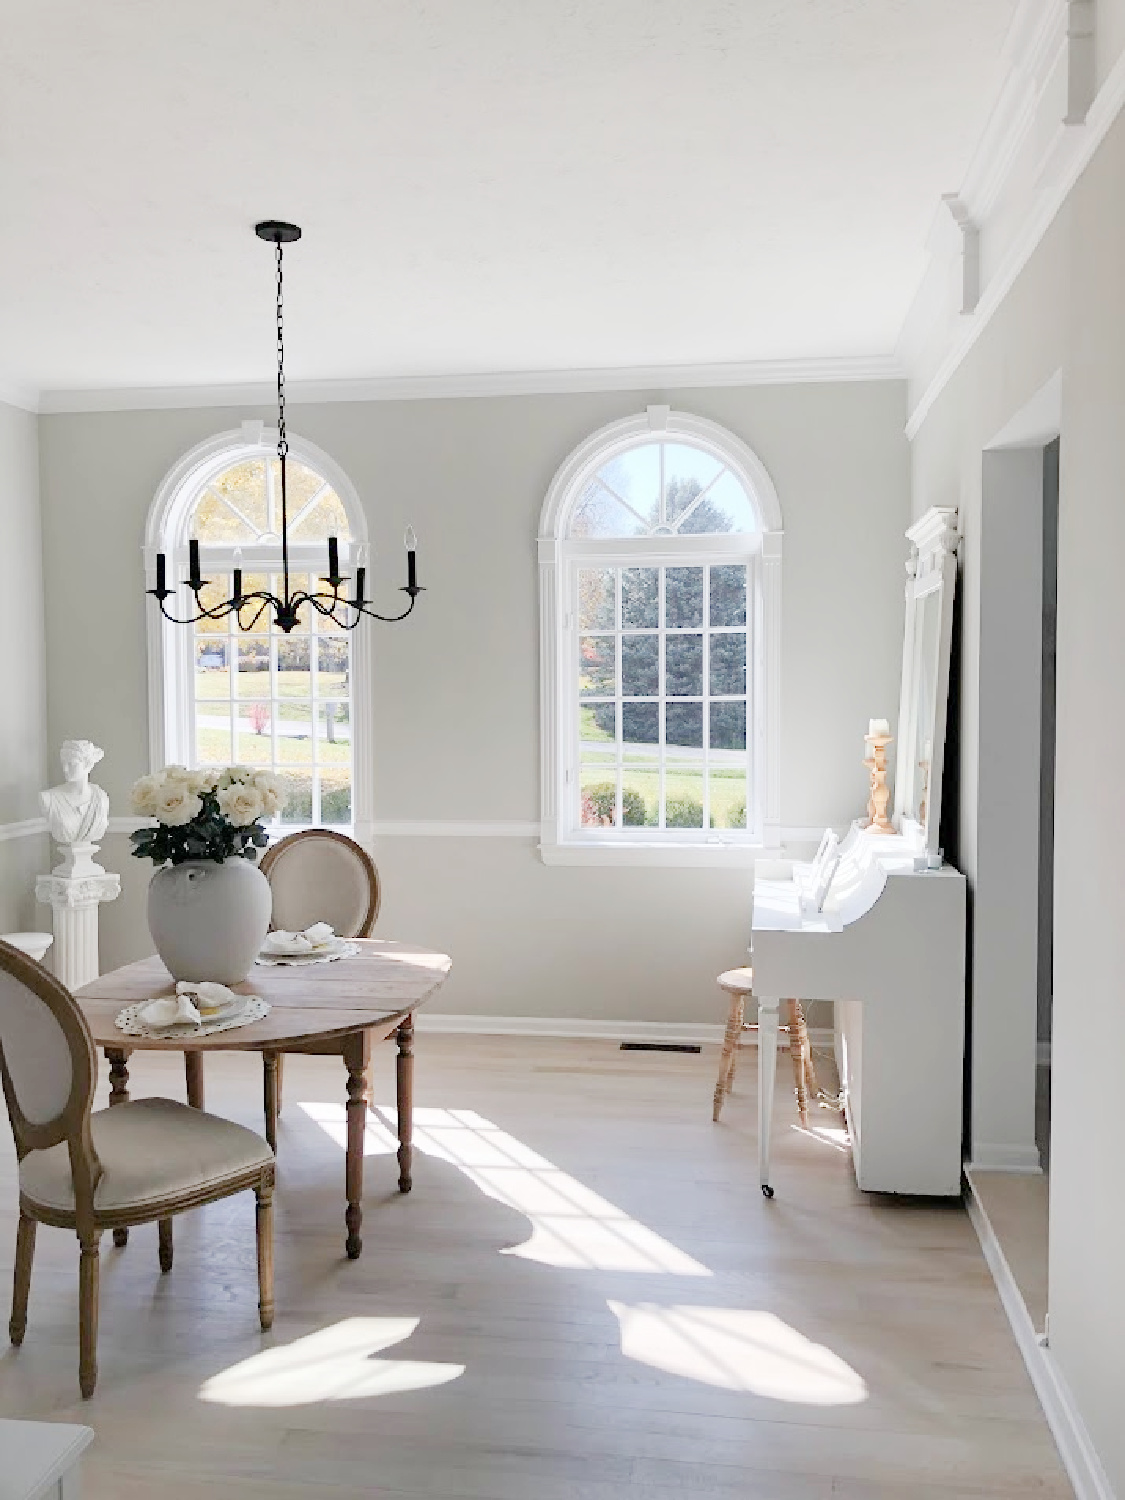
[1,1,1017,400]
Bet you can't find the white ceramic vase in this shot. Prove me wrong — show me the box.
[147,857,272,984]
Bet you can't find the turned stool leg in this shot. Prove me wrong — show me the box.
[725,996,745,1095]
[714,992,743,1122]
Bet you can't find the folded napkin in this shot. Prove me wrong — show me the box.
[176,980,239,1015]
[138,980,239,1028]
[262,923,336,955]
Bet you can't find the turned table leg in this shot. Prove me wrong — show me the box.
[396,1014,414,1193]
[105,1049,130,1246]
[184,1051,205,1110]
[343,1031,371,1259]
[263,1051,280,1153]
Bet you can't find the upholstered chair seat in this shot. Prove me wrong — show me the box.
[20,1097,273,1216]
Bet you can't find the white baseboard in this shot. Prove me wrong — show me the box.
[964,1171,1115,1500]
[966,1144,1044,1174]
[415,1013,833,1050]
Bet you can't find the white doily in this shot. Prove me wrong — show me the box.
[114,996,271,1040]
[255,941,359,967]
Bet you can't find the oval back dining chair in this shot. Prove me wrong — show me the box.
[255,830,382,1147]
[0,938,276,1397]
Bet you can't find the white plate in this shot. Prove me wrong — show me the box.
[193,993,249,1023]
[256,938,357,966]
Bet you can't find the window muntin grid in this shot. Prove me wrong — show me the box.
[573,561,750,835]
[187,457,352,827]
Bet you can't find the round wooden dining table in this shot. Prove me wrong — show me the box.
[76,939,452,1259]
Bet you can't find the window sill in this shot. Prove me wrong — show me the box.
[539,840,759,868]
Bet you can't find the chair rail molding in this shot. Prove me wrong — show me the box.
[0,818,48,844]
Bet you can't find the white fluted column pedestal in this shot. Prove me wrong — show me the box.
[36,873,121,991]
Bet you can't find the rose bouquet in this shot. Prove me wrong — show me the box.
[130,766,285,866]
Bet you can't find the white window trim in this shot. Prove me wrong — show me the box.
[538,406,782,866]
[143,422,375,841]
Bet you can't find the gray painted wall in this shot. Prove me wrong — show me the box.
[38,380,910,1022]
[0,400,48,931]
[910,105,1125,1497]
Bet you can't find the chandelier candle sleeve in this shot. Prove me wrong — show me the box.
[405,527,417,592]
[189,539,202,590]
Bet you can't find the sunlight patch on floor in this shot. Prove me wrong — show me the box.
[791,1122,852,1152]
[608,1303,868,1404]
[298,1101,710,1276]
[198,1317,464,1407]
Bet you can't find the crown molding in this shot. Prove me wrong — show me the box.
[0,381,39,414]
[32,354,904,416]
[902,1,1125,440]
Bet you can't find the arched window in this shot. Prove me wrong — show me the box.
[539,408,782,863]
[145,424,370,832]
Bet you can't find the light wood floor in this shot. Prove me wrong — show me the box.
[0,1037,1072,1499]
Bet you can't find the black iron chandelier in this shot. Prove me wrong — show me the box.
[148,220,423,634]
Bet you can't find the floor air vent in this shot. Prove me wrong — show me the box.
[619,1042,701,1054]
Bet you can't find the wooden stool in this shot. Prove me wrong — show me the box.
[713,968,814,1128]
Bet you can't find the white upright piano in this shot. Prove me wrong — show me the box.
[750,508,967,1197]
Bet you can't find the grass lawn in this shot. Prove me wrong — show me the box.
[196,727,351,767]
[195,670,350,726]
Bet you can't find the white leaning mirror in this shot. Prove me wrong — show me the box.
[893,507,959,857]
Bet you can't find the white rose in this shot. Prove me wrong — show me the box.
[153,782,202,827]
[131,773,162,816]
[218,765,255,789]
[217,783,265,827]
[188,768,219,794]
[163,764,191,782]
[251,772,284,813]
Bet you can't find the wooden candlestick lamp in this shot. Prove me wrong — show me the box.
[863,734,894,834]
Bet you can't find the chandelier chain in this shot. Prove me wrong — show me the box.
[275,239,287,461]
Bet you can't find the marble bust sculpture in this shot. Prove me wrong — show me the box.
[41,739,111,877]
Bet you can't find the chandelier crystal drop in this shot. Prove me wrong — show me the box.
[148,220,423,633]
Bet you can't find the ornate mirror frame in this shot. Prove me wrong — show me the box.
[892,506,959,857]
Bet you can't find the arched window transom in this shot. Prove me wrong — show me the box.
[571,441,758,539]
